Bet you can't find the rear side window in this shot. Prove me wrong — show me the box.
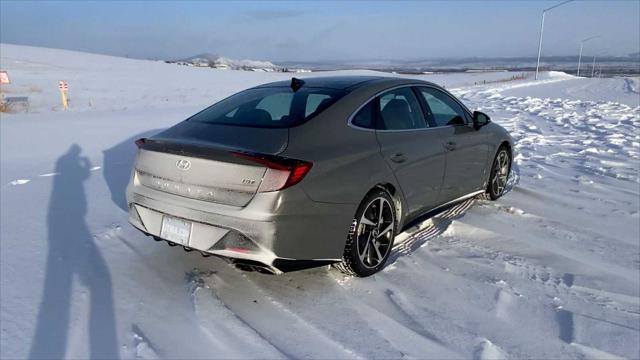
[377,87,427,130]
[351,101,375,129]
[189,87,347,128]
[305,94,331,117]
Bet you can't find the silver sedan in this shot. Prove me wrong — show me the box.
[127,76,513,276]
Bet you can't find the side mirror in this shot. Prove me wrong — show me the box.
[473,111,490,130]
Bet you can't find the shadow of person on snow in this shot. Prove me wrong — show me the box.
[103,129,163,212]
[29,144,119,360]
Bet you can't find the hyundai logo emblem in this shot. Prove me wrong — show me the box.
[176,159,191,170]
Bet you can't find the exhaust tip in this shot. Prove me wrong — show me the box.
[234,263,255,272]
[231,259,276,275]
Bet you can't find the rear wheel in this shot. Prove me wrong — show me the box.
[334,189,396,277]
[487,147,511,200]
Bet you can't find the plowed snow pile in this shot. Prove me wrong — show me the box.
[1,44,638,359]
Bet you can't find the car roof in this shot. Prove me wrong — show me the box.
[255,75,436,91]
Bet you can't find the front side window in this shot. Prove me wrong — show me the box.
[417,87,468,127]
[377,87,427,130]
[188,87,347,128]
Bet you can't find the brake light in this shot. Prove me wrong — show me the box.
[135,138,146,148]
[231,152,313,192]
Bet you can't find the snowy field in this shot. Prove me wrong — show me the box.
[1,44,639,359]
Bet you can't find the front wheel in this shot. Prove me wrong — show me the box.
[334,189,396,277]
[487,147,511,200]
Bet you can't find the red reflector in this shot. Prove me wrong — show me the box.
[135,138,146,148]
[226,247,252,254]
[285,162,313,189]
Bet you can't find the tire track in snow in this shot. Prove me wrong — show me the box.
[332,274,462,359]
[195,266,365,359]
[384,289,447,345]
[460,212,639,317]
[444,224,639,356]
[350,300,460,359]
[417,212,636,357]
[186,269,287,359]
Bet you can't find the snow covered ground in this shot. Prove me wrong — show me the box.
[1,44,638,359]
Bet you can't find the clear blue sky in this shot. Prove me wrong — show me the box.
[1,1,638,61]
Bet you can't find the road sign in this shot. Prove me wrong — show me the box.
[0,71,9,84]
[58,80,68,110]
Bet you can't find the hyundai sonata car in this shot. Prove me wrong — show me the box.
[126,76,512,276]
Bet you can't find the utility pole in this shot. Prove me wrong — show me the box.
[577,42,583,76]
[535,11,546,80]
[591,55,596,78]
[535,0,574,80]
[577,35,600,77]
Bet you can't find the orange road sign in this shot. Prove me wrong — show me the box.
[0,71,9,84]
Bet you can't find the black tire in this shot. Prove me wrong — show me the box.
[334,189,396,277]
[487,147,511,201]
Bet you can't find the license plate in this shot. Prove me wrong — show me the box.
[160,215,192,246]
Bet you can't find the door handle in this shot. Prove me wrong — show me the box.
[444,141,457,151]
[390,153,407,163]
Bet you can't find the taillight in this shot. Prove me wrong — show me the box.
[135,138,146,148]
[231,152,313,192]
[286,162,313,188]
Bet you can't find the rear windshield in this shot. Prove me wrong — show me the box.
[188,87,347,128]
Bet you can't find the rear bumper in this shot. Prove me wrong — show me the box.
[127,183,356,273]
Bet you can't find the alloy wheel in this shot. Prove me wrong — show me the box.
[491,150,510,196]
[356,197,395,268]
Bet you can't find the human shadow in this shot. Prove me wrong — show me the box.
[103,129,163,212]
[29,144,119,359]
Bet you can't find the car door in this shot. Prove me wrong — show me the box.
[415,86,490,202]
[373,86,448,215]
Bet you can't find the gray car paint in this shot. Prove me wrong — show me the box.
[376,127,449,214]
[126,76,513,271]
[437,119,490,201]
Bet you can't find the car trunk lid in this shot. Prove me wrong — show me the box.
[134,122,288,207]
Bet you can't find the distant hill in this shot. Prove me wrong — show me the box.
[279,55,640,75]
[173,53,282,72]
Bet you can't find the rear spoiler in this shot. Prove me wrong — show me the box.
[135,137,241,163]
